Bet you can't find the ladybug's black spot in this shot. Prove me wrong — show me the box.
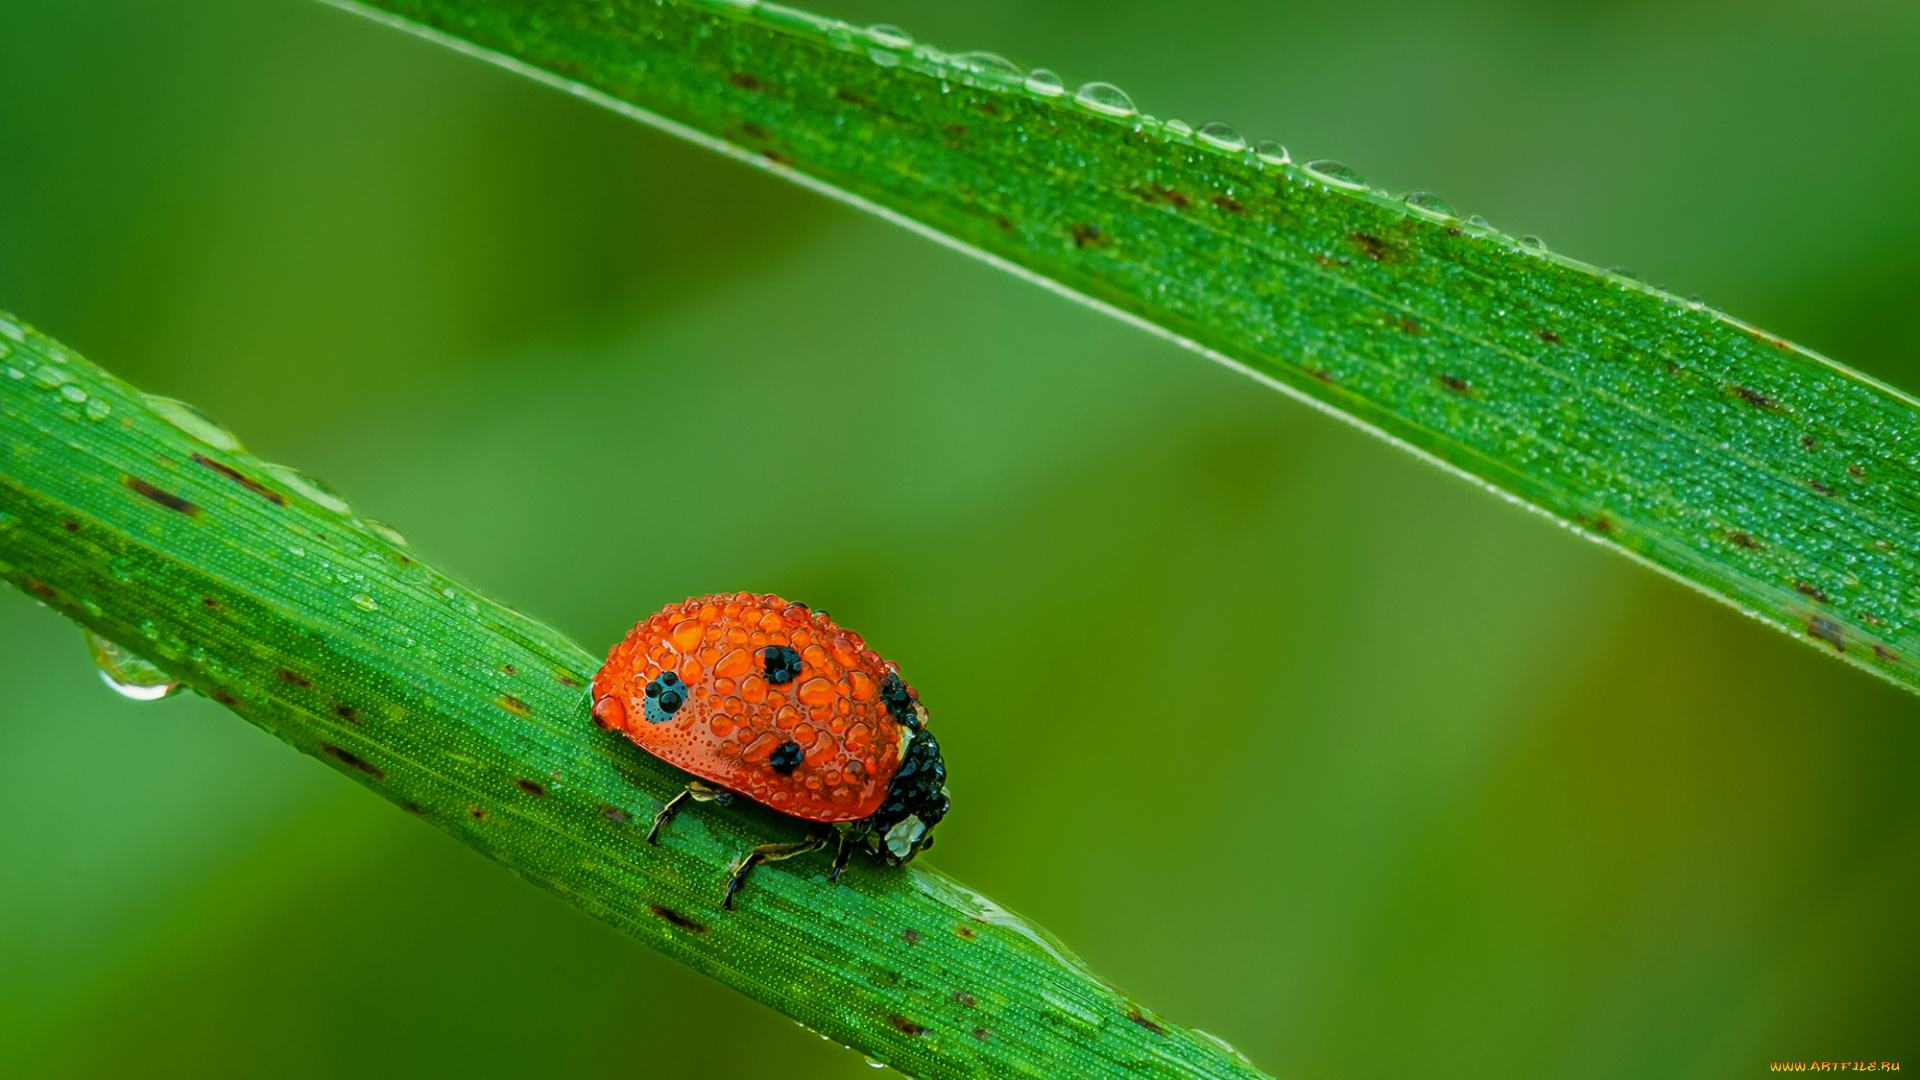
[768,739,803,775]
[643,671,686,724]
[879,674,921,730]
[763,645,802,684]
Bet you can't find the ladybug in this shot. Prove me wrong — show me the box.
[590,593,950,908]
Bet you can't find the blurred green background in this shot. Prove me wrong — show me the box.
[3,0,1918,1075]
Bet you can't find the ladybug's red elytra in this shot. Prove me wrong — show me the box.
[591,593,949,908]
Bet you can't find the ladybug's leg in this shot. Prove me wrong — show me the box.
[647,780,732,845]
[723,826,831,910]
[828,832,854,883]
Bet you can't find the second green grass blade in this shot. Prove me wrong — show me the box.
[325,0,1920,693]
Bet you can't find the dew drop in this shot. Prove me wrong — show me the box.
[86,629,181,701]
[1304,159,1367,190]
[1023,68,1064,97]
[59,384,87,403]
[1687,295,1707,311]
[350,593,379,612]
[0,318,23,343]
[1196,122,1246,152]
[31,365,74,390]
[1519,235,1548,251]
[1465,214,1494,231]
[143,395,244,453]
[1073,81,1137,118]
[864,23,912,49]
[363,519,409,547]
[1401,190,1455,217]
[262,463,352,514]
[1253,139,1290,166]
[863,1057,888,1070]
[85,397,112,421]
[950,50,1022,76]
[6,367,22,379]
[1162,118,1193,140]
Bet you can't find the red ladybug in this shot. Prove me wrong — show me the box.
[591,593,949,908]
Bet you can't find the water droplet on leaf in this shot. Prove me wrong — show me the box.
[262,464,351,514]
[1519,235,1547,251]
[363,519,409,547]
[85,398,111,421]
[1162,118,1192,139]
[143,395,244,453]
[1253,140,1290,166]
[31,365,73,390]
[1023,68,1064,97]
[1465,214,1494,231]
[1402,190,1455,217]
[86,629,181,701]
[950,51,1022,76]
[864,23,912,48]
[59,384,87,403]
[1304,160,1367,189]
[1195,122,1246,151]
[350,593,379,612]
[1073,81,1137,118]
[0,318,24,343]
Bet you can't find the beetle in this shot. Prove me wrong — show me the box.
[591,593,949,908]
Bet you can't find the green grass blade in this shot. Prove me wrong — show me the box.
[0,314,1273,1078]
[322,0,1920,695]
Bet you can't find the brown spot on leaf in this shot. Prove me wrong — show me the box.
[1874,645,1898,662]
[955,925,977,940]
[1793,581,1829,603]
[555,672,581,689]
[1800,435,1817,450]
[467,806,488,821]
[971,1028,989,1040]
[1211,194,1246,215]
[192,453,285,506]
[1069,223,1106,249]
[125,477,198,516]
[835,89,868,105]
[902,929,921,944]
[335,705,360,725]
[942,122,967,138]
[1347,231,1399,261]
[990,214,1013,231]
[724,72,765,92]
[1730,385,1776,409]
[1439,375,1472,395]
[323,744,385,780]
[1807,617,1846,652]
[276,668,313,690]
[201,596,221,610]
[213,690,237,706]
[61,520,78,532]
[739,121,771,140]
[499,695,530,717]
[1849,463,1865,479]
[516,779,547,797]
[1309,368,1338,384]
[953,992,978,1008]
[1592,516,1617,535]
[887,1015,929,1037]
[1728,532,1760,550]
[23,579,54,599]
[650,904,708,934]
[762,149,795,166]
[598,802,629,823]
[1398,318,1424,335]
[1128,1009,1168,1036]
[403,803,425,816]
[1809,480,1835,496]
[1537,329,1562,345]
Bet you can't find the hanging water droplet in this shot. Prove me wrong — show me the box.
[862,1057,888,1070]
[31,365,74,390]
[1195,122,1247,152]
[59,384,87,403]
[1073,82,1137,118]
[143,395,245,453]
[950,51,1022,76]
[350,593,379,612]
[1162,118,1193,140]
[1465,214,1494,231]
[1687,295,1706,310]
[865,23,912,49]
[1401,190,1455,217]
[1253,140,1290,166]
[86,629,181,701]
[1023,68,1064,97]
[262,463,352,514]
[1304,159,1367,190]
[363,519,410,547]
[1519,235,1547,251]
[85,397,112,421]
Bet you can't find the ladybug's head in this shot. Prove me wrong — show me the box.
[859,677,950,863]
